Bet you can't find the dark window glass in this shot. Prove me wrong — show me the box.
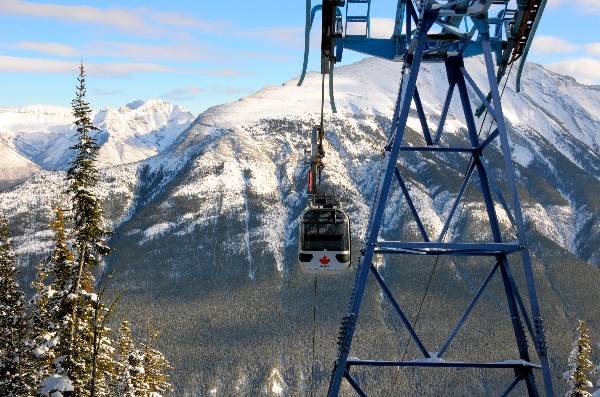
[302,210,349,251]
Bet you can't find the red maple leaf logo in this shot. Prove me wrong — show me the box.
[319,255,331,266]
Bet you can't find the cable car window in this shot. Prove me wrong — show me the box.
[318,211,335,222]
[301,210,349,251]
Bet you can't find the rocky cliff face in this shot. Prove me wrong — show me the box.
[1,57,599,396]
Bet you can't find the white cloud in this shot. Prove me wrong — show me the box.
[0,56,77,74]
[343,17,406,38]
[548,0,600,13]
[3,39,290,65]
[545,57,600,84]
[239,51,291,62]
[84,41,224,63]
[207,85,254,95]
[0,56,252,78]
[584,43,600,56]
[148,10,227,31]
[0,0,302,49]
[161,84,254,101]
[0,1,160,36]
[369,18,397,39]
[6,42,78,57]
[161,86,202,101]
[83,61,179,77]
[238,26,304,48]
[0,1,240,39]
[531,36,580,55]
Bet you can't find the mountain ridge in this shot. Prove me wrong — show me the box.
[0,57,599,396]
[0,98,196,189]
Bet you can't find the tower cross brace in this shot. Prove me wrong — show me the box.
[324,1,554,396]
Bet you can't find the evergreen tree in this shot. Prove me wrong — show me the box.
[0,215,35,396]
[30,207,72,393]
[34,207,78,396]
[37,63,115,397]
[592,345,600,397]
[66,61,113,397]
[141,328,172,397]
[67,61,112,297]
[34,207,115,397]
[33,60,171,397]
[90,273,119,397]
[110,321,146,397]
[565,320,594,397]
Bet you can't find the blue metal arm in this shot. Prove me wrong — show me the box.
[298,1,322,86]
[299,1,343,113]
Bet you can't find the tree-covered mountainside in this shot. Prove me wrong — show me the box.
[1,56,600,396]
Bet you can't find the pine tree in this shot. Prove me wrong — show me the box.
[67,61,113,298]
[33,207,115,397]
[0,214,35,396]
[592,344,600,397]
[30,207,72,391]
[32,207,85,396]
[141,328,172,397]
[565,320,594,397]
[110,321,146,397]
[37,63,115,397]
[33,60,172,397]
[65,61,113,397]
[90,273,119,397]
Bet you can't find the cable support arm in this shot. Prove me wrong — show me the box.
[299,0,344,113]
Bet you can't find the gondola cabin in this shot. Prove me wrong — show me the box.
[298,207,351,274]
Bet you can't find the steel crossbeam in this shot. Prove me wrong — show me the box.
[324,1,553,396]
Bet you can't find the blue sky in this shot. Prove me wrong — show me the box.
[0,0,598,116]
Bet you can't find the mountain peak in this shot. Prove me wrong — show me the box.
[0,99,196,178]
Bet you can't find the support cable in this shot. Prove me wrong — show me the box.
[317,65,327,185]
[311,275,318,397]
[320,71,326,133]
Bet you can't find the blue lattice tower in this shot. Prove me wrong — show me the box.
[298,0,554,396]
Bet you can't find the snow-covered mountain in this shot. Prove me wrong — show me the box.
[0,99,195,188]
[1,57,600,396]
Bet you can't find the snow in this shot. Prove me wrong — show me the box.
[142,222,175,241]
[511,143,534,167]
[267,369,288,396]
[144,54,600,267]
[496,359,539,367]
[0,55,599,273]
[33,335,59,357]
[408,352,447,364]
[83,291,98,302]
[40,374,74,394]
[0,98,195,171]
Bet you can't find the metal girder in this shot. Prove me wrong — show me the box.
[326,2,554,396]
[327,9,434,395]
[341,0,546,86]
[300,0,547,112]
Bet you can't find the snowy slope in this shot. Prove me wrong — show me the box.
[0,132,41,190]
[0,56,600,396]
[171,56,600,265]
[3,57,597,267]
[110,56,600,396]
[0,99,196,174]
